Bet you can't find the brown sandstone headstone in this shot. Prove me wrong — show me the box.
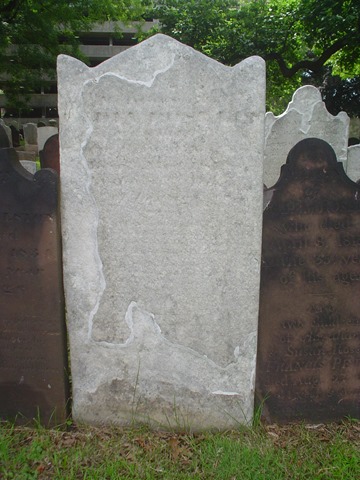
[39,134,59,174]
[0,148,69,425]
[256,138,360,423]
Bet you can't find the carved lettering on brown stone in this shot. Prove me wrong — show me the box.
[256,138,360,423]
[0,148,69,425]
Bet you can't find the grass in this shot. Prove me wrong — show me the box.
[0,420,359,479]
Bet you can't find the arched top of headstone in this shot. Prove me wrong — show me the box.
[23,123,38,145]
[0,148,58,210]
[40,134,59,173]
[265,138,360,221]
[58,33,264,80]
[287,137,338,172]
[37,126,58,151]
[273,138,358,188]
[287,85,322,113]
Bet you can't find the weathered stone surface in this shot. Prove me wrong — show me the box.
[23,123,38,146]
[0,148,69,425]
[256,138,360,423]
[346,145,360,183]
[264,86,349,187]
[37,126,58,152]
[58,34,265,430]
[20,160,37,174]
[40,134,59,174]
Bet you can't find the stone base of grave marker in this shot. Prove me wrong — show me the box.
[0,148,69,426]
[16,150,36,162]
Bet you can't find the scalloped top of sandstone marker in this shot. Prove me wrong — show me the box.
[57,33,265,81]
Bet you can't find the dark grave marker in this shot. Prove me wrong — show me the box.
[0,124,10,149]
[256,138,360,423]
[40,134,59,174]
[9,125,20,148]
[0,148,69,425]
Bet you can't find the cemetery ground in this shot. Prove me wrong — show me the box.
[0,419,359,479]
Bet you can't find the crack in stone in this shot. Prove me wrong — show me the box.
[84,54,176,89]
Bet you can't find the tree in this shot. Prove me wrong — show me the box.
[146,0,360,115]
[0,0,146,108]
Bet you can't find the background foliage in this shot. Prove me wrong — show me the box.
[145,0,360,115]
[0,0,359,116]
[0,0,145,109]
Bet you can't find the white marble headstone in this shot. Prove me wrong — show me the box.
[23,122,38,146]
[346,145,360,183]
[264,86,349,187]
[58,34,265,430]
[37,126,58,151]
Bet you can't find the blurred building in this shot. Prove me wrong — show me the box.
[0,21,156,126]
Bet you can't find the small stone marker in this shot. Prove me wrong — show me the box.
[256,138,360,423]
[23,123,38,146]
[39,134,59,174]
[58,34,265,430]
[37,126,58,152]
[0,148,69,425]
